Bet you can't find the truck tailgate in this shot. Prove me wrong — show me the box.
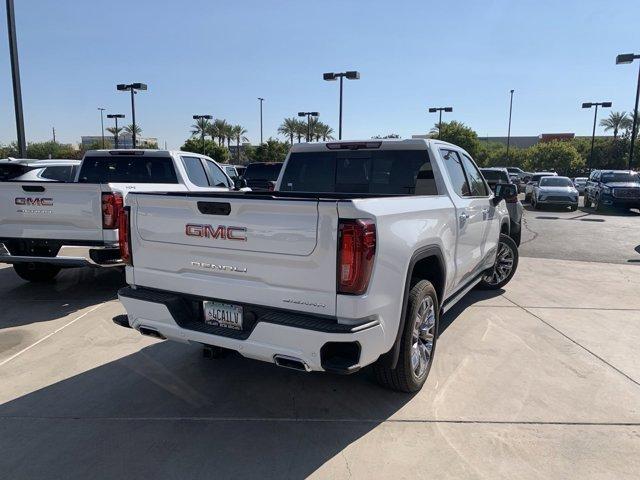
[0,182,104,241]
[129,194,339,315]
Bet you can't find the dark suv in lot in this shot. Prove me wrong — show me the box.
[584,170,640,211]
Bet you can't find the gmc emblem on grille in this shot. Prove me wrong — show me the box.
[185,224,247,241]
[15,197,53,206]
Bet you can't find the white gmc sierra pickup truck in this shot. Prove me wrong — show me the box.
[0,149,242,282]
[114,139,519,392]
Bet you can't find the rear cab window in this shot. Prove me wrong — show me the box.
[279,150,437,195]
[78,154,178,183]
[244,163,282,181]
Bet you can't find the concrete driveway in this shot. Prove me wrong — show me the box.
[1,257,639,479]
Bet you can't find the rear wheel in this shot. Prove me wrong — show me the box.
[13,263,61,282]
[478,234,519,290]
[374,280,438,393]
[594,195,603,212]
[584,195,591,208]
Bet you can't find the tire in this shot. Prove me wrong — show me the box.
[594,195,602,212]
[511,228,522,247]
[13,263,61,282]
[524,193,531,203]
[570,204,578,211]
[374,280,438,393]
[478,234,519,290]
[584,195,591,208]
[533,198,540,210]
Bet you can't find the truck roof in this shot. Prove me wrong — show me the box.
[288,138,459,153]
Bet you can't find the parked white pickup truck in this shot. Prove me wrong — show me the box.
[0,149,242,282]
[114,139,519,392]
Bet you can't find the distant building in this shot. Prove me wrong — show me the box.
[81,134,158,150]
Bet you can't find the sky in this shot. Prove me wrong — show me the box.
[0,0,638,149]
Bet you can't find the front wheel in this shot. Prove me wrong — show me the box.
[584,195,591,208]
[13,262,61,282]
[374,280,438,393]
[478,234,519,290]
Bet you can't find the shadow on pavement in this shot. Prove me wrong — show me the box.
[0,266,125,330]
[0,340,414,479]
[439,288,505,334]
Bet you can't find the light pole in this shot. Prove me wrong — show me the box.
[98,107,106,148]
[6,0,26,158]
[298,112,319,142]
[616,53,640,169]
[506,90,515,162]
[107,114,125,149]
[582,101,612,173]
[323,71,360,139]
[193,114,213,155]
[428,107,453,138]
[258,98,265,144]
[116,83,147,148]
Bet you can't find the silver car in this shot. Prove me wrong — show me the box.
[573,177,587,195]
[0,158,80,182]
[524,171,557,202]
[532,176,579,211]
[480,167,524,246]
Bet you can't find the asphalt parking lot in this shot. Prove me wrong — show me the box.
[1,206,639,479]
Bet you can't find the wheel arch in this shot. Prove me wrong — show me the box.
[377,245,446,370]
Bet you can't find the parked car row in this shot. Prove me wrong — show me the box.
[0,139,519,393]
[584,170,640,211]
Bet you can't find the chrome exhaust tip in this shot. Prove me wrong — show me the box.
[273,355,311,372]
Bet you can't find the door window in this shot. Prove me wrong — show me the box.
[439,149,470,197]
[205,160,231,187]
[182,156,209,187]
[460,154,489,197]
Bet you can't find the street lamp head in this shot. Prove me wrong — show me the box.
[258,97,264,101]
[310,112,319,117]
[428,108,437,113]
[130,83,147,90]
[298,112,306,117]
[616,53,636,64]
[323,72,337,81]
[345,71,360,80]
[582,102,593,109]
[116,84,128,91]
[98,107,105,111]
[107,114,125,119]
[602,102,613,108]
[193,114,212,120]
[444,107,453,112]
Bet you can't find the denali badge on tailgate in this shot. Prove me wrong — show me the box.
[185,224,247,241]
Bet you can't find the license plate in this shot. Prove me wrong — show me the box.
[203,301,243,330]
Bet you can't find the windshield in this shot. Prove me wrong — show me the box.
[78,155,178,183]
[243,163,282,181]
[532,174,554,182]
[280,150,437,194]
[540,177,573,187]
[574,177,587,183]
[480,170,509,182]
[601,172,639,183]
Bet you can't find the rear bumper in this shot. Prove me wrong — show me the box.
[0,243,122,268]
[117,286,385,373]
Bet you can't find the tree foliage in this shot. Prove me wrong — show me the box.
[432,121,482,158]
[180,138,230,163]
[522,141,584,175]
[246,138,290,163]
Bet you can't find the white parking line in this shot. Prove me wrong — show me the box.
[0,303,105,368]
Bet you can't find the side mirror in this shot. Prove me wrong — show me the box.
[492,183,517,206]
[233,177,248,190]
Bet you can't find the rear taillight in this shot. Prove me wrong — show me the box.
[118,207,132,265]
[102,192,124,229]
[337,219,376,295]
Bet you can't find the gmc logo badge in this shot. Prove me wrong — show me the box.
[185,224,247,241]
[15,197,54,206]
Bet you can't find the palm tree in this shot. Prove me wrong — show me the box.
[294,120,307,143]
[316,122,335,141]
[210,119,229,146]
[278,117,298,145]
[123,124,142,139]
[106,126,123,136]
[224,124,235,149]
[600,111,631,139]
[231,125,249,162]
[191,117,212,138]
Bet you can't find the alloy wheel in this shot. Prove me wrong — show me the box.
[483,240,515,286]
[410,296,436,378]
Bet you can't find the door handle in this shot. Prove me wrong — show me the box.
[481,207,490,220]
[458,212,469,227]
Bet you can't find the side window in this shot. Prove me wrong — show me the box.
[40,166,73,182]
[440,149,470,197]
[205,160,231,187]
[460,154,489,197]
[182,156,209,187]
